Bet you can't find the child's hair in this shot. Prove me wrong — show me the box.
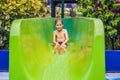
[55,18,64,25]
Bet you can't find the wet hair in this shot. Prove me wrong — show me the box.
[55,18,64,25]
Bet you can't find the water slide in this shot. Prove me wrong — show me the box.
[10,18,105,80]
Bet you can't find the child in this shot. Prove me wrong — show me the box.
[53,18,69,54]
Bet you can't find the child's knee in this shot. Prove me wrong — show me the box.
[59,46,63,49]
[54,45,61,51]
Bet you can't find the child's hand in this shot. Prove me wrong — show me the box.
[56,43,60,46]
[61,43,66,47]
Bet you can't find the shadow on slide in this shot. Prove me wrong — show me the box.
[10,18,105,80]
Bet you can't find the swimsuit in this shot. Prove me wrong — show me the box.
[58,42,63,45]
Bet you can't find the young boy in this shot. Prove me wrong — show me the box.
[53,18,69,54]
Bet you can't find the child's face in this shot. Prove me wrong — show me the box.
[56,21,63,31]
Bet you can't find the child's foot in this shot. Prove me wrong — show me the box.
[54,50,59,54]
[59,47,65,54]
[54,46,59,54]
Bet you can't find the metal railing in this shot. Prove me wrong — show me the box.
[51,0,77,18]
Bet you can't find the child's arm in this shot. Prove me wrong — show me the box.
[63,29,69,45]
[53,31,59,46]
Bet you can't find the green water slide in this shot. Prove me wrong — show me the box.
[10,18,105,80]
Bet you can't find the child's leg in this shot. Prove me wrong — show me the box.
[54,45,60,54]
[59,45,67,54]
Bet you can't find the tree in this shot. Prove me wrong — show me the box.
[77,0,120,50]
[0,0,48,49]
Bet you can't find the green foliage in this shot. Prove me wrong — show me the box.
[77,0,120,50]
[0,0,48,49]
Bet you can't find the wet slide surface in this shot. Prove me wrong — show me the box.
[10,18,105,80]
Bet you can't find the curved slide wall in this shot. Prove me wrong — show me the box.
[10,18,105,80]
